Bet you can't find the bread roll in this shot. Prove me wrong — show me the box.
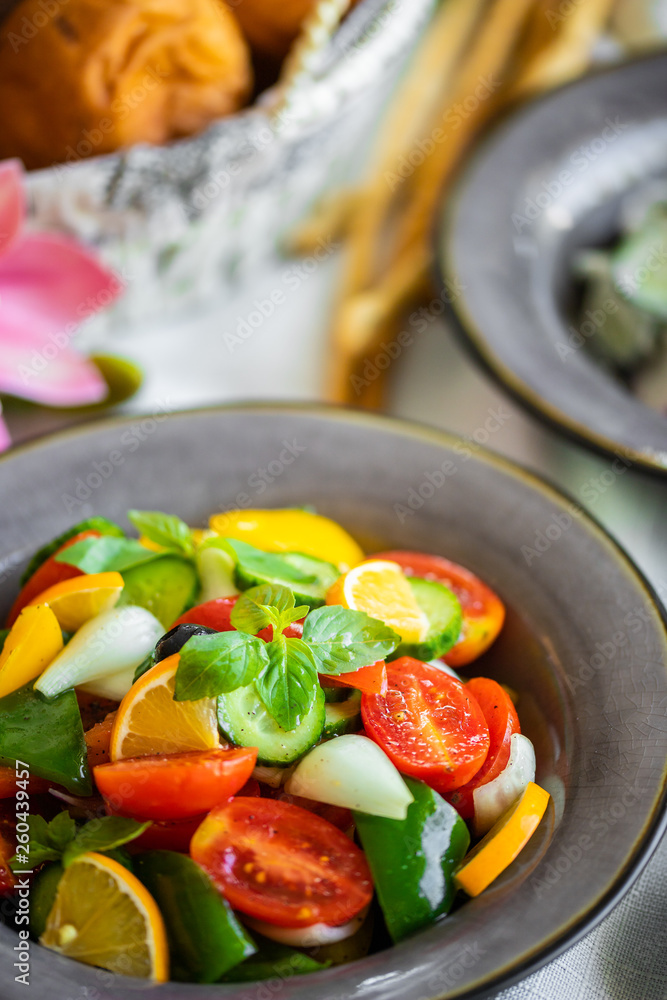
[231,0,358,60]
[0,0,252,169]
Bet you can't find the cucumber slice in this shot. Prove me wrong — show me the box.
[393,577,462,660]
[323,686,348,703]
[20,517,125,585]
[118,555,199,629]
[229,540,339,609]
[218,685,325,766]
[323,692,361,738]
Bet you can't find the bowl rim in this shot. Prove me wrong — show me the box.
[435,51,667,478]
[0,400,666,999]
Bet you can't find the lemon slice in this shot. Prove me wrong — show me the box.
[110,654,219,760]
[208,508,364,571]
[455,782,550,896]
[0,604,63,698]
[40,851,168,981]
[28,572,124,632]
[326,560,428,645]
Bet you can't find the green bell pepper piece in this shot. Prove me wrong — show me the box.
[220,935,330,981]
[0,684,91,795]
[353,777,470,942]
[118,555,198,629]
[133,850,256,983]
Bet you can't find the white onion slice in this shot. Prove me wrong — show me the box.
[252,764,295,789]
[473,733,536,836]
[243,907,369,947]
[285,734,414,820]
[35,605,164,699]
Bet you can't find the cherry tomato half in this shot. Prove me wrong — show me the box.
[372,550,505,666]
[361,657,490,794]
[190,797,373,928]
[7,530,101,626]
[172,597,304,641]
[267,787,353,833]
[319,660,387,696]
[125,814,208,853]
[94,746,258,821]
[446,677,520,820]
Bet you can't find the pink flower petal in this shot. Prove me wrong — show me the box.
[0,408,10,452]
[0,160,25,257]
[0,323,107,407]
[0,231,123,333]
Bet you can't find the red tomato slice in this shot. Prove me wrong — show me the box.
[190,797,373,928]
[94,747,257,821]
[267,787,353,832]
[0,765,50,798]
[172,597,303,641]
[372,550,505,667]
[319,660,387,696]
[0,831,15,894]
[7,530,101,626]
[446,677,520,819]
[236,777,262,797]
[126,814,208,853]
[361,657,490,794]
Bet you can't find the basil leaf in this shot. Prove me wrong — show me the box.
[302,606,400,674]
[127,510,194,558]
[11,844,61,871]
[230,584,308,636]
[133,652,155,683]
[55,536,160,574]
[256,636,317,731]
[10,812,76,872]
[175,631,269,701]
[278,605,310,630]
[46,811,77,852]
[62,816,150,868]
[25,814,51,846]
[225,539,315,585]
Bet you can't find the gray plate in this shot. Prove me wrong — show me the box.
[0,403,666,999]
[438,53,667,474]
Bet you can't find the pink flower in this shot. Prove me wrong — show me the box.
[0,160,123,450]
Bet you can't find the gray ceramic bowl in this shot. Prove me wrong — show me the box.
[439,52,667,474]
[1,404,666,999]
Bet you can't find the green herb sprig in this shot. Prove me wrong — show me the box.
[10,812,149,872]
[174,584,399,732]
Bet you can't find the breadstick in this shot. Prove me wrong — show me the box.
[509,0,616,97]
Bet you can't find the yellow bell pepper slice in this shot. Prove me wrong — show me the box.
[208,509,364,572]
[455,782,550,897]
[0,604,63,698]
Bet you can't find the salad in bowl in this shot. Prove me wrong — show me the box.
[0,506,550,984]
